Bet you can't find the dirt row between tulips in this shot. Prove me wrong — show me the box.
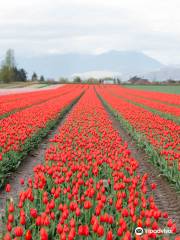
[0,105,74,232]
[102,101,180,235]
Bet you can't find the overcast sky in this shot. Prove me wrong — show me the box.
[0,0,180,64]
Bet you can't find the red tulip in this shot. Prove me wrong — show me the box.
[30,208,37,218]
[40,228,48,240]
[8,203,14,213]
[20,178,25,185]
[151,183,157,190]
[3,233,11,240]
[25,230,32,240]
[106,230,113,240]
[97,225,104,237]
[5,184,11,192]
[14,226,23,237]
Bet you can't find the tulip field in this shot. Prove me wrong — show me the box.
[96,86,180,188]
[0,85,84,187]
[0,85,180,239]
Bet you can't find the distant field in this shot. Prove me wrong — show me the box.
[124,84,180,94]
[0,81,53,89]
[0,81,38,89]
[0,83,62,96]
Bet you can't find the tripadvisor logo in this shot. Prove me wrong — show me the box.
[135,227,144,236]
[135,227,173,236]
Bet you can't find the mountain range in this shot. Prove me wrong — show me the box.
[138,65,180,81]
[17,50,164,80]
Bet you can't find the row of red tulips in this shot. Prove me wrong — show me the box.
[96,86,180,188]
[0,88,52,104]
[0,87,71,104]
[106,86,180,118]
[0,86,84,187]
[2,87,175,239]
[0,85,82,118]
[118,87,180,106]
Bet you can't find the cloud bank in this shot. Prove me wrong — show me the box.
[0,0,180,64]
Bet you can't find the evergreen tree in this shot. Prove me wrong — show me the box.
[0,49,15,83]
[40,75,45,82]
[13,67,27,82]
[31,72,38,81]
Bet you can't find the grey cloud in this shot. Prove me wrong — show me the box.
[0,0,180,64]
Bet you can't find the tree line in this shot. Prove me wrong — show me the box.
[0,49,45,83]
